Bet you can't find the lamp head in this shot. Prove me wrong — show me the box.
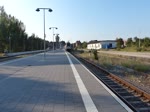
[48,9,53,12]
[36,8,40,12]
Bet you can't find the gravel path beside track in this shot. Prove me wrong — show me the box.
[98,51,150,59]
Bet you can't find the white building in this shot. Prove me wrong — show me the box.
[87,40,116,50]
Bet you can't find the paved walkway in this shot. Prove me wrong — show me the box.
[0,50,130,112]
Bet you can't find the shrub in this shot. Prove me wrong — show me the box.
[141,47,147,51]
[79,50,84,53]
[117,48,120,51]
[92,50,98,60]
[74,47,77,51]
[136,48,142,52]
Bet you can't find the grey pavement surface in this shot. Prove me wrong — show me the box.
[0,50,128,112]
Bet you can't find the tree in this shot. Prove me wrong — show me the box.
[116,38,124,49]
[143,37,150,47]
[55,34,60,49]
[60,41,66,48]
[0,6,47,52]
[82,41,87,48]
[133,36,140,47]
[0,6,9,52]
[126,38,133,47]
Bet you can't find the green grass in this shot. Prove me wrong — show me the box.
[78,51,150,72]
[116,46,150,52]
[133,64,150,72]
[120,47,137,52]
[121,60,150,72]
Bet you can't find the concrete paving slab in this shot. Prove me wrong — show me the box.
[0,50,131,112]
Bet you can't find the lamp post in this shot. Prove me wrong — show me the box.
[36,8,53,57]
[55,34,60,49]
[49,27,58,53]
[59,37,61,49]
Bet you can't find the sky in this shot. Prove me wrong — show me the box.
[1,0,150,43]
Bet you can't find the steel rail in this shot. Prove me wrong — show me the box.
[77,56,150,101]
[72,53,150,112]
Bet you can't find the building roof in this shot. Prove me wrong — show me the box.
[88,40,116,44]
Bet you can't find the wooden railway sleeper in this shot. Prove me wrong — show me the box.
[113,88,125,91]
[117,91,131,94]
[103,81,117,84]
[130,101,144,104]
[137,107,150,111]
[134,94,142,97]
[141,97,150,103]
[73,54,150,112]
[123,95,138,99]
[130,102,149,107]
[109,85,121,88]
[127,89,135,93]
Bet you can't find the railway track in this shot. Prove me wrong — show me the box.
[0,54,34,62]
[72,53,150,112]
[0,50,44,62]
[0,56,19,62]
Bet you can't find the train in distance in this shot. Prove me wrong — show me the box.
[65,42,72,52]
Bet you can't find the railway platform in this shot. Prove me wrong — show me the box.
[0,50,131,112]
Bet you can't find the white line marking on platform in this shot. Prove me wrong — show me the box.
[70,53,133,112]
[65,52,98,112]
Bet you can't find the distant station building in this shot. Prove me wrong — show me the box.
[87,40,116,50]
[75,40,81,48]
